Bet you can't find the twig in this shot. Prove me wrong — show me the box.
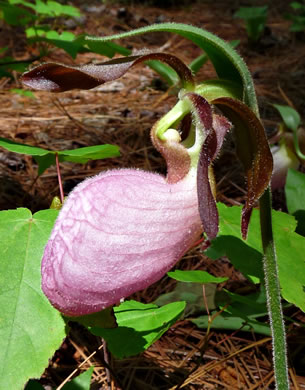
[103,339,112,390]
[56,344,103,390]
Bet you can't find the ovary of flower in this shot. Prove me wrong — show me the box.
[41,168,202,317]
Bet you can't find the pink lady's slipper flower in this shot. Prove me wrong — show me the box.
[41,169,202,316]
[271,143,299,190]
[21,51,272,316]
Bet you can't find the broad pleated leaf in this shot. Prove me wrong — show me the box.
[0,208,66,390]
[206,203,305,313]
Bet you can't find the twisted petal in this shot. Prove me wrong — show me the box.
[21,52,194,92]
[41,169,202,316]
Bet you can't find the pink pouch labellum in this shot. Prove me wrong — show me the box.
[42,169,202,316]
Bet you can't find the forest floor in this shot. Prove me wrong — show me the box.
[1,0,305,389]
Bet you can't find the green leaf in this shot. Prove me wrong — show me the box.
[145,59,179,86]
[0,2,35,26]
[86,39,130,57]
[62,366,94,390]
[26,28,83,59]
[57,145,120,163]
[291,2,304,10]
[154,282,218,317]
[24,379,45,390]
[285,169,305,214]
[223,289,268,319]
[46,1,81,18]
[192,313,271,336]
[290,20,305,32]
[86,23,258,112]
[9,0,35,8]
[25,25,49,38]
[209,289,270,335]
[0,138,120,175]
[67,306,117,329]
[20,0,80,18]
[206,203,305,312]
[32,0,52,15]
[273,105,305,160]
[189,39,240,74]
[273,104,301,132]
[168,270,228,284]
[90,300,185,358]
[285,168,305,235]
[234,6,268,42]
[234,6,268,20]
[195,79,242,101]
[0,58,29,75]
[10,88,35,98]
[0,208,66,390]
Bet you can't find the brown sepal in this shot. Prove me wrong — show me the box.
[21,52,194,92]
[186,93,231,240]
[212,97,273,239]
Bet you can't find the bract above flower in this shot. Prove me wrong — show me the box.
[41,169,202,316]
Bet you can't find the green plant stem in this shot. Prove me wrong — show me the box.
[259,188,289,390]
[293,130,305,160]
[55,152,64,204]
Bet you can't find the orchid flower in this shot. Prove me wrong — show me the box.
[21,51,272,317]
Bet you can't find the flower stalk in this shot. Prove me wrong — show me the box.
[259,189,289,389]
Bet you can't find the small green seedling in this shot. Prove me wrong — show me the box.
[234,6,268,43]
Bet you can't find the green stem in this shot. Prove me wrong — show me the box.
[259,188,289,390]
[55,152,64,204]
[292,129,305,160]
[156,99,190,140]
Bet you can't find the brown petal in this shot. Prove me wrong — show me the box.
[21,52,194,92]
[212,97,273,239]
[186,93,231,239]
[197,128,219,239]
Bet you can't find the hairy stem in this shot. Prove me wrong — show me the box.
[55,152,64,204]
[259,188,289,389]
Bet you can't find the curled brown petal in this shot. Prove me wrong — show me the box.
[21,52,194,92]
[185,93,231,240]
[212,97,273,239]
